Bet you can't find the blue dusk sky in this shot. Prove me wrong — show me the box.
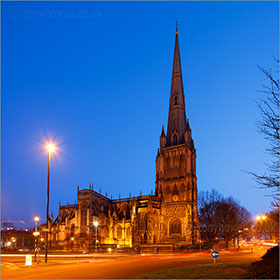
[1,1,279,227]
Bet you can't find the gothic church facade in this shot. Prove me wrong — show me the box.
[43,28,199,249]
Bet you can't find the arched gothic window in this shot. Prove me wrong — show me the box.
[139,213,148,230]
[173,185,178,196]
[173,134,178,145]
[70,224,75,236]
[117,226,122,239]
[81,205,87,233]
[174,95,178,105]
[166,185,171,194]
[169,219,181,235]
[143,232,147,244]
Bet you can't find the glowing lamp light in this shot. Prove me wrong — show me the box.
[6,241,12,246]
[93,221,99,227]
[46,143,56,154]
[34,216,40,222]
[256,215,267,221]
[40,238,44,242]
[33,231,40,237]
[71,237,75,241]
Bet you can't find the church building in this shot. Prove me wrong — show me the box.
[42,27,199,250]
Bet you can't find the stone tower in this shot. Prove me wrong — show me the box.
[155,26,199,244]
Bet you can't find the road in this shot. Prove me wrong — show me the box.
[1,249,265,279]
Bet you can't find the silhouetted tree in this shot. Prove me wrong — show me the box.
[216,197,251,248]
[198,189,251,248]
[248,60,279,202]
[198,189,222,242]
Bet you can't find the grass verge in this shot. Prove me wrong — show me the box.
[130,262,250,279]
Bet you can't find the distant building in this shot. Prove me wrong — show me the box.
[41,27,199,250]
[2,222,14,231]
[1,228,34,250]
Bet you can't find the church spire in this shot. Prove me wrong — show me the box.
[166,23,187,146]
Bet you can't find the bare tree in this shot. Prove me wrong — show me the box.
[198,190,251,248]
[216,197,251,248]
[248,60,279,201]
[198,189,222,242]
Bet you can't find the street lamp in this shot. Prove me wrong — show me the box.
[93,221,98,253]
[33,232,40,237]
[34,217,40,260]
[11,237,16,248]
[34,216,39,231]
[70,237,75,252]
[256,215,267,221]
[45,142,56,263]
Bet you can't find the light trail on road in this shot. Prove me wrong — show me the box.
[1,249,266,279]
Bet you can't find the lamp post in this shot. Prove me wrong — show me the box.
[33,231,40,262]
[11,237,16,250]
[93,221,98,253]
[45,143,56,263]
[34,216,40,260]
[70,237,75,252]
[34,216,39,232]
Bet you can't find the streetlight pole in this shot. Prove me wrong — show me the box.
[96,225,98,252]
[44,143,55,263]
[35,217,39,232]
[34,217,39,247]
[33,217,40,263]
[93,221,98,253]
